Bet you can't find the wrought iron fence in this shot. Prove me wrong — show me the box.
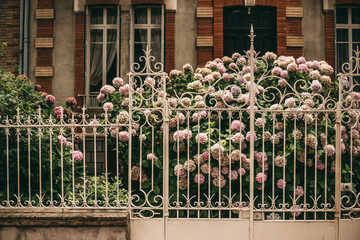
[0,29,360,225]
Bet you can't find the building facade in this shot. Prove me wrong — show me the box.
[0,0,359,105]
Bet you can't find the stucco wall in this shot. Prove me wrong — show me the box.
[174,0,197,69]
[53,0,76,105]
[302,0,326,61]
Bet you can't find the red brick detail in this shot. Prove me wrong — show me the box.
[197,47,213,67]
[198,0,214,7]
[0,0,20,73]
[213,6,223,58]
[37,20,53,38]
[36,0,54,93]
[165,11,175,73]
[37,0,53,9]
[86,0,120,5]
[36,49,53,66]
[36,77,52,94]
[131,0,164,4]
[325,11,335,76]
[75,13,86,107]
[336,0,360,4]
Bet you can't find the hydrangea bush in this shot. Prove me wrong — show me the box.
[98,51,360,219]
[0,70,84,206]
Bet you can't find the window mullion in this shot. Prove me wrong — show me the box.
[103,24,107,86]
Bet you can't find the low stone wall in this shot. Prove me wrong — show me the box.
[0,209,129,240]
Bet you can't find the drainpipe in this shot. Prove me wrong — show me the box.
[23,0,29,76]
[19,0,24,74]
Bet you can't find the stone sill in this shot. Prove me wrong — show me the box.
[0,209,129,227]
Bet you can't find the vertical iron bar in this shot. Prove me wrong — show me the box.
[248,24,255,240]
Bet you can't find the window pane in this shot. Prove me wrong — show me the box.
[107,29,117,43]
[337,43,348,72]
[90,44,103,92]
[107,8,117,24]
[135,29,147,42]
[90,8,103,24]
[91,29,103,42]
[353,29,360,42]
[151,7,161,24]
[107,43,117,85]
[353,43,360,55]
[134,8,147,24]
[151,29,161,43]
[352,8,360,24]
[151,42,161,64]
[336,29,348,42]
[336,8,348,24]
[134,43,146,69]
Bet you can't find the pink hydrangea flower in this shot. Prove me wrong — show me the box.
[147,153,157,161]
[223,73,231,81]
[119,131,130,142]
[58,135,67,146]
[211,167,220,178]
[119,84,130,95]
[287,62,298,71]
[194,174,205,184]
[228,170,238,181]
[256,173,267,183]
[196,133,208,144]
[73,151,83,161]
[311,80,322,93]
[280,70,288,78]
[112,77,124,88]
[103,102,114,112]
[100,85,115,95]
[291,205,302,217]
[45,94,56,105]
[218,66,226,74]
[323,144,335,156]
[174,164,187,178]
[271,67,282,76]
[221,167,229,175]
[238,168,246,176]
[296,56,306,64]
[66,141,73,148]
[97,93,105,102]
[231,120,245,132]
[285,97,295,108]
[298,64,308,72]
[277,179,286,189]
[245,131,257,142]
[295,186,304,197]
[201,151,209,161]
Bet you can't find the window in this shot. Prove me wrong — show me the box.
[223,6,277,57]
[130,5,164,70]
[86,6,120,102]
[335,6,360,73]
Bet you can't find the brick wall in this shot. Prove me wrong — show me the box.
[75,13,85,107]
[324,11,335,77]
[36,0,54,94]
[0,0,20,73]
[165,11,175,73]
[197,0,303,65]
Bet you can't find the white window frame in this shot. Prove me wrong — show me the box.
[85,6,120,102]
[129,5,165,71]
[335,6,360,74]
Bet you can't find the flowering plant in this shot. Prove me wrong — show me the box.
[99,51,359,219]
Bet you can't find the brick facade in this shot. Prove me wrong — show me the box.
[197,0,303,66]
[35,0,54,94]
[75,13,86,107]
[0,0,20,73]
[165,11,176,73]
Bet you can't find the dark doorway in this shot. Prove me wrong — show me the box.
[223,6,277,56]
